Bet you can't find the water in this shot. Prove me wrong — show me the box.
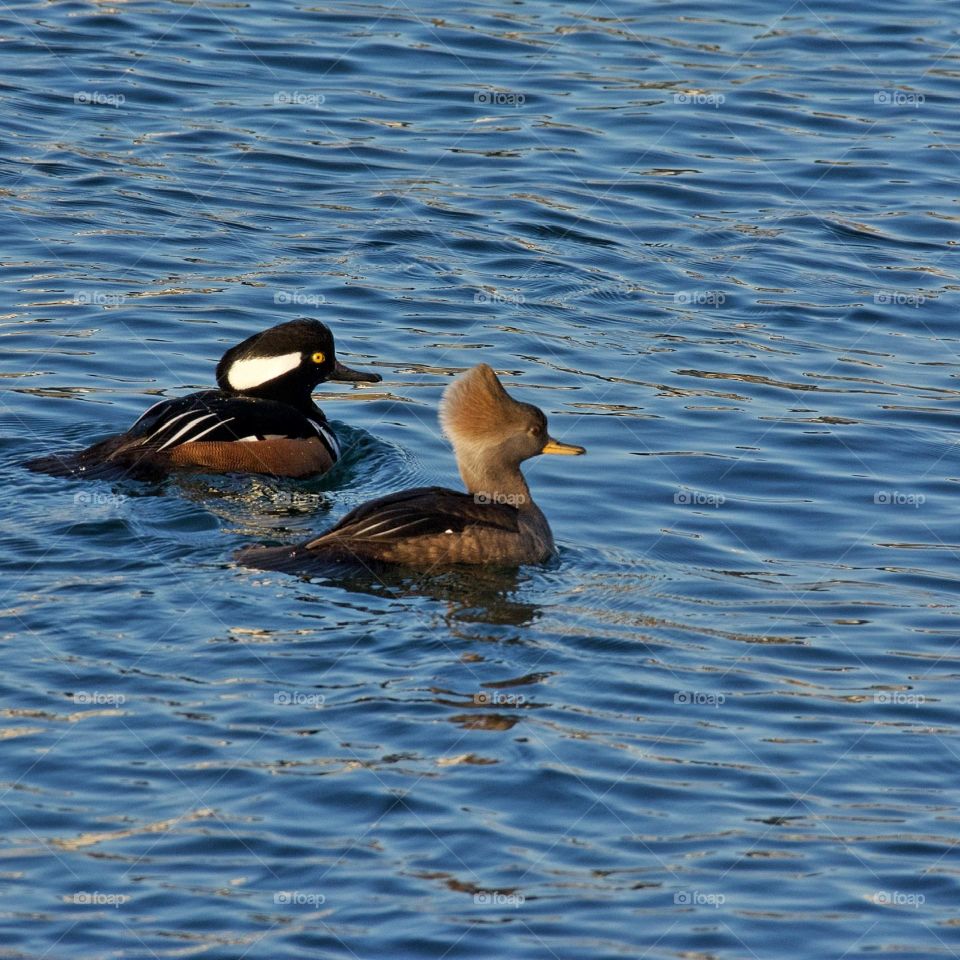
[2,0,959,956]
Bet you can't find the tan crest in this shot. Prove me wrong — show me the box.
[440,364,524,446]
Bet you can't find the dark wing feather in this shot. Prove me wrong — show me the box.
[306,487,520,548]
[125,392,326,447]
[26,391,336,479]
[236,488,523,572]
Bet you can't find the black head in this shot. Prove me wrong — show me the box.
[215,318,380,407]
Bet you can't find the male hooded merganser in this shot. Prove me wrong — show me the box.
[238,363,585,571]
[26,318,381,480]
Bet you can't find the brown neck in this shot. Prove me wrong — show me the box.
[456,449,532,509]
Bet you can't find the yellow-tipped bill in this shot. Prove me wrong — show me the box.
[542,437,586,456]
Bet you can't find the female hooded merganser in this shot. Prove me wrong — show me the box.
[238,363,585,571]
[26,318,381,480]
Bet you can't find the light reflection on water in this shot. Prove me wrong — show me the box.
[1,0,959,957]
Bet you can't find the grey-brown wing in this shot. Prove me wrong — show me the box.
[306,486,519,548]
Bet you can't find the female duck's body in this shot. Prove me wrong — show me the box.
[239,363,584,571]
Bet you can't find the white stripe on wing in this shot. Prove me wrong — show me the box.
[182,417,234,445]
[308,418,339,458]
[156,413,218,451]
[342,516,431,540]
[145,409,197,443]
[129,398,168,428]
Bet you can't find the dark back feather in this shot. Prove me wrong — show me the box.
[306,486,519,548]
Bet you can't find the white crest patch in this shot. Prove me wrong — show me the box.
[227,352,302,391]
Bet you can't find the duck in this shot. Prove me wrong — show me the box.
[26,318,381,480]
[237,362,585,571]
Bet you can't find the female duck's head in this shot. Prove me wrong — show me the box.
[440,363,584,489]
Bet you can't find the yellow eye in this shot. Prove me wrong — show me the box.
[311,351,326,364]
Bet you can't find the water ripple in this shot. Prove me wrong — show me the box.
[1,0,959,957]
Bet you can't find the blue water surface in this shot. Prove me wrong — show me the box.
[2,1,960,957]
